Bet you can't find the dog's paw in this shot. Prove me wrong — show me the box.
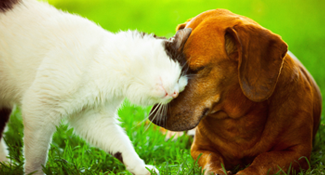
[204,169,232,175]
[215,171,233,175]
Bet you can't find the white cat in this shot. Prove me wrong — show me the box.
[0,0,191,174]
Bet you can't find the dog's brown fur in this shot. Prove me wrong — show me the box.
[150,9,322,174]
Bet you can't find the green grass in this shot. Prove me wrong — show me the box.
[2,0,325,174]
[2,103,199,175]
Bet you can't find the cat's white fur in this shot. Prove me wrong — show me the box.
[0,0,189,174]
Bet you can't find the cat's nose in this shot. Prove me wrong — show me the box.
[171,91,179,98]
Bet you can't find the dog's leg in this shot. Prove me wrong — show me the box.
[0,107,11,162]
[191,147,233,175]
[236,146,311,175]
[22,93,62,175]
[69,107,159,175]
[191,132,234,175]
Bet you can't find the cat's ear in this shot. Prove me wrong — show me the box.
[170,28,192,52]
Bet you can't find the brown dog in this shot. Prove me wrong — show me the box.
[150,9,322,175]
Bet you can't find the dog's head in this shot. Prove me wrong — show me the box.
[149,9,288,131]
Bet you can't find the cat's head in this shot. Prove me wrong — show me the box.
[126,28,192,106]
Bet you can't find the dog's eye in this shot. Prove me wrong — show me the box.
[189,66,205,74]
[195,66,205,72]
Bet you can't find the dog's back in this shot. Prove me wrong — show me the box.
[288,51,322,138]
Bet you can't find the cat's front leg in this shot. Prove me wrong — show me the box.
[69,108,159,175]
[22,95,62,175]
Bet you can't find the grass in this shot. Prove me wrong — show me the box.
[2,103,199,175]
[2,0,325,174]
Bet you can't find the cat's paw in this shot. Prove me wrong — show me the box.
[145,165,159,175]
[127,164,159,175]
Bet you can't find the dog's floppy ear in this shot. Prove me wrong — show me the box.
[225,24,288,102]
[176,18,193,31]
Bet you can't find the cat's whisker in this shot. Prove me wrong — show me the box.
[146,104,161,119]
[156,103,164,127]
[181,56,192,70]
[144,103,162,131]
[181,65,189,74]
[132,104,160,130]
[158,103,166,128]
[162,104,168,129]
[181,56,193,71]
[164,103,169,129]
[151,103,164,130]
[186,74,197,79]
